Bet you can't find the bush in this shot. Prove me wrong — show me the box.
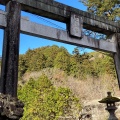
[18,74,81,120]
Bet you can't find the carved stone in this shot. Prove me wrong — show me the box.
[70,13,83,38]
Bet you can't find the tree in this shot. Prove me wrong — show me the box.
[72,47,81,62]
[54,51,70,73]
[19,54,28,78]
[28,52,46,71]
[80,0,120,21]
[43,45,63,68]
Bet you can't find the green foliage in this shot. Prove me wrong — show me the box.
[19,55,28,78]
[72,47,81,62]
[18,46,117,119]
[18,75,81,120]
[71,47,93,79]
[19,46,71,76]
[29,52,46,71]
[19,46,116,79]
[69,56,79,77]
[89,52,116,78]
[80,0,120,21]
[54,50,70,73]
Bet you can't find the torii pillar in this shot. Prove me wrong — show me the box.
[0,1,24,120]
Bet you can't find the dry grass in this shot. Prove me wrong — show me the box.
[21,68,120,102]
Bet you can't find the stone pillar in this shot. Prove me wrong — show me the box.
[0,1,24,119]
[0,0,21,97]
[113,33,120,88]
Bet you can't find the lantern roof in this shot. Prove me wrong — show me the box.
[99,92,120,104]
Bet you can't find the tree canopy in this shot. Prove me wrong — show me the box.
[19,46,116,80]
[80,0,120,22]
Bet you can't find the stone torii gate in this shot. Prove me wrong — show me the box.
[0,0,120,119]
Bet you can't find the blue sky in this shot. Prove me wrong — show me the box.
[0,0,90,56]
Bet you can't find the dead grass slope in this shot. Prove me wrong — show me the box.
[20,68,120,102]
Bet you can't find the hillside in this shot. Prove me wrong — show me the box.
[19,46,120,120]
[18,68,120,120]
[0,46,120,120]
[21,68,119,100]
[18,45,116,80]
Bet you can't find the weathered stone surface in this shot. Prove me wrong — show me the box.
[70,14,83,38]
[113,34,120,88]
[0,1,21,97]
[0,10,116,53]
[0,2,23,120]
[0,0,119,35]
[0,93,24,119]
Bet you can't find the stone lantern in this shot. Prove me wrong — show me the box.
[99,92,120,120]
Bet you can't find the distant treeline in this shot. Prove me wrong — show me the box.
[19,45,116,79]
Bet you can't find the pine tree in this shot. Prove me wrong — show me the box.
[80,0,120,21]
